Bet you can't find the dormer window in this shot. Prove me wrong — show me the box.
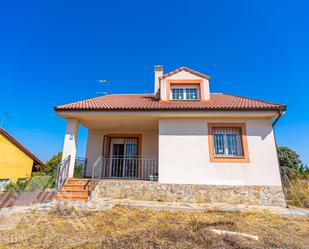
[171,86,199,100]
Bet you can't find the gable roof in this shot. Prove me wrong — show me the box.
[0,128,45,167]
[159,66,211,80]
[55,93,286,112]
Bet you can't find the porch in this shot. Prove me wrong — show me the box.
[58,114,160,188]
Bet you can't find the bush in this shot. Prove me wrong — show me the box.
[277,146,309,207]
[4,172,53,193]
[42,152,63,188]
[277,146,302,181]
[284,174,309,207]
[4,179,28,193]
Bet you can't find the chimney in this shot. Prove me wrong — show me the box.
[154,65,163,98]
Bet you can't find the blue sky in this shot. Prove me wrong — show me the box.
[0,0,308,164]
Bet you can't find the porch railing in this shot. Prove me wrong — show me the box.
[91,155,103,190]
[91,156,158,190]
[55,156,71,191]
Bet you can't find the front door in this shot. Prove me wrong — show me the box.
[109,137,138,178]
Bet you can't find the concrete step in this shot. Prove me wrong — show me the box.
[62,184,88,190]
[53,195,89,201]
[67,178,90,182]
[53,179,91,201]
[59,188,89,193]
[57,191,88,197]
[67,179,90,186]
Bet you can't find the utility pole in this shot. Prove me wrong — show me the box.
[96,79,110,95]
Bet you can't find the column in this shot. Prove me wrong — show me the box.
[62,118,79,178]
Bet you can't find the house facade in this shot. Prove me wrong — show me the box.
[55,66,286,206]
[0,128,45,190]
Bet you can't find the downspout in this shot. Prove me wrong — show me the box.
[272,109,284,127]
[272,108,287,207]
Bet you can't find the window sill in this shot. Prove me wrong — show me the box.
[169,99,201,101]
[210,156,250,163]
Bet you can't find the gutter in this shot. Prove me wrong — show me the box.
[272,109,285,127]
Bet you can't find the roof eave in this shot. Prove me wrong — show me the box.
[159,66,211,80]
[55,107,285,112]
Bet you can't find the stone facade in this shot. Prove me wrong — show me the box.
[91,180,286,207]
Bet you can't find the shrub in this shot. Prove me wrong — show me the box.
[277,146,309,207]
[284,174,309,207]
[4,172,53,193]
[277,146,302,181]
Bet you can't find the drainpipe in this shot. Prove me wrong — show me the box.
[272,109,284,127]
[272,108,288,207]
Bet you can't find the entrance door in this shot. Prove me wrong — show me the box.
[109,138,138,178]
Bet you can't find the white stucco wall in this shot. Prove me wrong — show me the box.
[85,130,158,177]
[160,71,210,101]
[158,118,282,186]
[62,118,79,177]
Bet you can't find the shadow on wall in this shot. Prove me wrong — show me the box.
[159,119,272,141]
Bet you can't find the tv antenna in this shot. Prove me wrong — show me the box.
[96,79,110,95]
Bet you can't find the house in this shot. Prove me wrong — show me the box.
[54,66,287,206]
[0,128,45,190]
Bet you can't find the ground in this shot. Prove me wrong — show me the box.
[0,203,308,249]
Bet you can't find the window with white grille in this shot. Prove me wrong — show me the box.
[212,127,244,157]
[171,86,199,100]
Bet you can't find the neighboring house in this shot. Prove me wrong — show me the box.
[54,66,287,206]
[0,128,45,190]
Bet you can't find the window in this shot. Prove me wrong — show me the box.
[186,88,198,100]
[171,87,199,100]
[208,123,250,163]
[172,88,184,100]
[213,127,243,157]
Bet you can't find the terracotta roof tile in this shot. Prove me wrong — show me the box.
[55,93,286,112]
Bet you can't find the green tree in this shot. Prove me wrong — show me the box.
[277,146,302,181]
[298,163,309,176]
[44,152,62,174]
[43,152,63,187]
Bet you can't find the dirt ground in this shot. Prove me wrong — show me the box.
[0,205,308,249]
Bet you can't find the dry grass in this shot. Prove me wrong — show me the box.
[0,205,308,249]
[284,176,309,207]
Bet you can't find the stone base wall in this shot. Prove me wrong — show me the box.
[91,180,286,207]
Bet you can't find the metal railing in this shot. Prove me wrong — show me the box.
[55,156,71,190]
[91,155,103,190]
[91,156,158,190]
